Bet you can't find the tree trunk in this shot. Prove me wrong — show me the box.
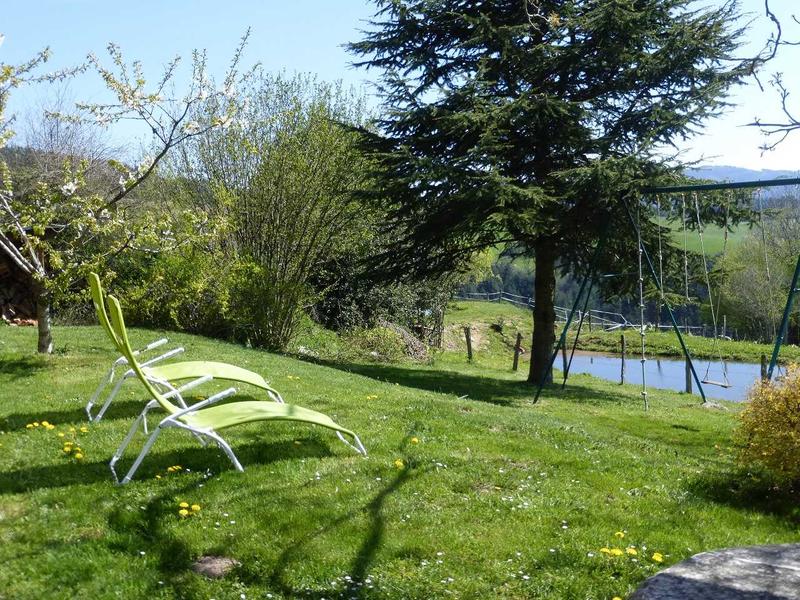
[528,237,556,384]
[33,282,54,354]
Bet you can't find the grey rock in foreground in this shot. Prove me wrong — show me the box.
[630,544,800,600]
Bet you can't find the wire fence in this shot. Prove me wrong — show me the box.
[453,292,729,337]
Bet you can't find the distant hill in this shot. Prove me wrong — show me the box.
[687,165,800,183]
[685,165,800,203]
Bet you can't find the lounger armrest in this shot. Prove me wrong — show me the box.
[161,375,213,399]
[163,387,237,422]
[140,338,168,353]
[140,347,184,367]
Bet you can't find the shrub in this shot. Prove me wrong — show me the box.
[225,259,309,351]
[117,250,231,337]
[342,326,407,362]
[737,364,800,483]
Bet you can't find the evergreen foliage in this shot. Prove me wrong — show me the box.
[350,0,753,382]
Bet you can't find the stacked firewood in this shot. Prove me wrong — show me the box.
[0,257,35,324]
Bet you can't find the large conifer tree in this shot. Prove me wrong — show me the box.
[350,0,750,384]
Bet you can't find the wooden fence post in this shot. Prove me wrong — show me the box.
[685,358,692,394]
[760,353,768,381]
[620,333,626,385]
[512,332,522,371]
[464,326,473,362]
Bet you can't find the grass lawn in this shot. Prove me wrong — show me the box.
[0,324,797,599]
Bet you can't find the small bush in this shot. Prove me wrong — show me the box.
[119,251,230,337]
[736,364,800,483]
[342,326,407,362]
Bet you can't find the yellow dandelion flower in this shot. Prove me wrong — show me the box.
[600,547,612,554]
[179,502,189,508]
[174,465,182,470]
[74,453,83,460]
[155,475,162,480]
[45,424,55,430]
[614,531,625,539]
[80,426,88,433]
[394,459,405,469]
[626,547,638,556]
[411,437,419,444]
[178,509,189,517]
[191,504,201,512]
[33,422,40,427]
[652,552,664,563]
[613,597,623,600]
[63,448,72,454]
[57,432,65,437]
[69,427,76,432]
[41,421,50,427]
[610,548,623,556]
[166,467,175,473]
[26,424,34,429]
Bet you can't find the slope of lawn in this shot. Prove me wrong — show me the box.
[0,324,797,599]
[445,300,800,364]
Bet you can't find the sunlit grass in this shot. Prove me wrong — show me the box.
[0,324,797,599]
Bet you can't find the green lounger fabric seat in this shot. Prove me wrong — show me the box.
[86,272,283,422]
[143,361,271,394]
[105,294,366,484]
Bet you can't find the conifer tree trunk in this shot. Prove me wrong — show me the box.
[528,237,556,385]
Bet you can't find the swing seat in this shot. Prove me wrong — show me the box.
[701,378,731,389]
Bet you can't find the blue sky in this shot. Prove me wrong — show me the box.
[2,0,799,170]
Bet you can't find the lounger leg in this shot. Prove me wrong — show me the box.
[119,426,164,485]
[86,367,115,420]
[109,400,157,483]
[203,430,244,472]
[266,389,285,404]
[94,369,134,422]
[336,431,368,456]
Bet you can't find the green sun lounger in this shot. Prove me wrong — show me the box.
[86,273,284,422]
[104,293,366,484]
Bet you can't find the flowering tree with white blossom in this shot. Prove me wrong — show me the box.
[0,32,252,353]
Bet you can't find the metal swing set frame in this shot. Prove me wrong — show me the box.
[534,174,800,404]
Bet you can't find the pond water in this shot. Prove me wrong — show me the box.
[560,351,771,402]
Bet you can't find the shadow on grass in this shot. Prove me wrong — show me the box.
[309,358,526,405]
[344,465,415,598]
[0,399,149,430]
[0,354,49,380]
[309,357,672,408]
[257,460,423,599]
[0,438,332,495]
[687,469,800,524]
[548,382,631,406]
[1,392,268,430]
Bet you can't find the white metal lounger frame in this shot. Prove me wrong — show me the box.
[135,374,284,434]
[85,337,186,422]
[109,382,367,485]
